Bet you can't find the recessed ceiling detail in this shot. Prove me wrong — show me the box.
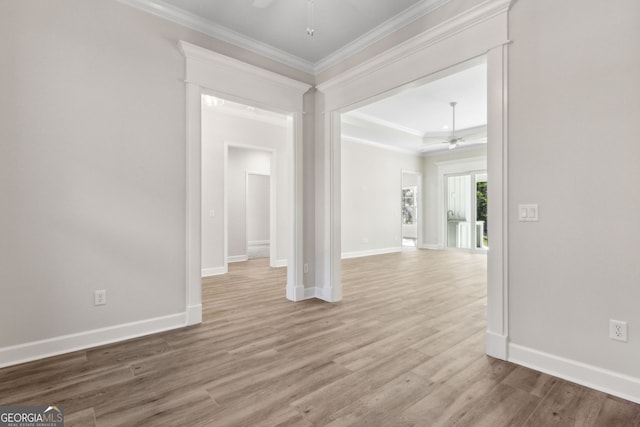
[343,62,487,155]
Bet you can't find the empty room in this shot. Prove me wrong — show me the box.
[2,0,640,425]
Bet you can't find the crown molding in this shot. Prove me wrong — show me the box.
[178,41,311,95]
[314,0,451,74]
[317,0,512,93]
[117,0,458,77]
[346,111,424,137]
[116,0,315,74]
[342,136,419,156]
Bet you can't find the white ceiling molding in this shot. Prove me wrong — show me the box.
[117,0,316,74]
[117,0,454,76]
[317,0,512,97]
[314,0,451,74]
[346,111,424,137]
[178,41,311,113]
[342,136,419,156]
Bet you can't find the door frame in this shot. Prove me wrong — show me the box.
[179,41,311,326]
[314,0,511,359]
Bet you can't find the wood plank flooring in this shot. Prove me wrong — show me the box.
[2,249,640,426]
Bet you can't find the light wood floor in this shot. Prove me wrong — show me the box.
[2,250,639,426]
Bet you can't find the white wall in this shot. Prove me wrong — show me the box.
[508,0,640,384]
[0,0,199,351]
[422,147,487,248]
[201,107,289,271]
[228,148,270,256]
[341,139,421,257]
[0,0,310,360]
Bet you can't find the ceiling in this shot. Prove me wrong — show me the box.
[124,0,486,155]
[119,0,449,73]
[343,61,487,154]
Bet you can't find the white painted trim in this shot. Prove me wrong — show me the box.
[341,247,402,260]
[486,44,509,361]
[273,259,288,268]
[201,267,227,277]
[181,42,310,319]
[346,111,424,137]
[287,285,317,302]
[315,0,451,73]
[0,313,187,369]
[419,244,444,250]
[118,0,315,74]
[248,240,270,246]
[228,255,249,263]
[178,41,310,100]
[314,0,510,366]
[186,304,203,325]
[316,0,511,96]
[342,136,418,156]
[314,285,335,303]
[485,330,508,360]
[509,343,640,405]
[185,82,203,326]
[118,0,451,75]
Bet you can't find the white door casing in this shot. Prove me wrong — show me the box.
[180,41,312,325]
[314,0,511,359]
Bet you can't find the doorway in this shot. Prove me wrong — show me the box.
[445,171,488,251]
[402,170,421,249]
[246,172,271,260]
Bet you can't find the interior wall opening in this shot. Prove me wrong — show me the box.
[200,94,292,283]
[339,56,488,262]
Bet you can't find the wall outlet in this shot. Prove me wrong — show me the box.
[361,238,369,244]
[609,319,627,342]
[94,290,107,306]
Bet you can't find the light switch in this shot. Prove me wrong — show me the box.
[518,204,538,222]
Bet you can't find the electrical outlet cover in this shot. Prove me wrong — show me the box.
[609,319,628,342]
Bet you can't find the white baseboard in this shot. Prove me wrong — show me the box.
[186,304,202,325]
[0,312,187,369]
[201,267,226,277]
[228,255,248,263]
[273,259,287,268]
[419,243,444,250]
[508,343,640,404]
[313,286,340,302]
[485,330,508,360]
[248,240,270,246]
[341,247,402,259]
[286,285,316,302]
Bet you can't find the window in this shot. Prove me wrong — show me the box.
[402,187,416,225]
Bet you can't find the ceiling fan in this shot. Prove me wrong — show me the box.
[422,101,486,151]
